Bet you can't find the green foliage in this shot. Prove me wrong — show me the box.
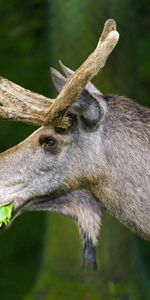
[0,203,13,227]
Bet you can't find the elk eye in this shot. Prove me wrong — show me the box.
[39,135,57,153]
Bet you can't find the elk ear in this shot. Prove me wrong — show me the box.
[69,91,107,129]
[58,61,107,129]
[50,67,67,92]
[50,66,107,129]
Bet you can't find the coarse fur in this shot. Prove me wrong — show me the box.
[26,190,102,268]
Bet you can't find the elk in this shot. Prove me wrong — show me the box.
[0,19,149,268]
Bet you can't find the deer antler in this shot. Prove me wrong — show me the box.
[0,77,53,125]
[44,19,119,127]
[0,19,119,127]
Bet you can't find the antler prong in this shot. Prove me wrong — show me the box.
[0,77,53,125]
[44,19,119,126]
[59,60,103,96]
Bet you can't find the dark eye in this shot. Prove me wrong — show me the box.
[39,135,57,153]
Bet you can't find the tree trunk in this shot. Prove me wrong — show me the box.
[24,1,149,299]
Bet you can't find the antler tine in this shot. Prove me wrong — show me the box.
[0,77,53,125]
[0,106,47,126]
[59,60,103,96]
[44,19,119,126]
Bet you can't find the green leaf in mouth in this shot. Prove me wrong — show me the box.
[0,203,14,227]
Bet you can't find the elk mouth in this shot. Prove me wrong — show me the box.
[11,194,58,220]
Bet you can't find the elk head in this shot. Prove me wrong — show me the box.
[0,19,119,267]
[0,19,149,267]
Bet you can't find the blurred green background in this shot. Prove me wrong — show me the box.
[0,0,150,299]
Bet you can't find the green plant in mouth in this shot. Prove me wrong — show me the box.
[0,203,14,227]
